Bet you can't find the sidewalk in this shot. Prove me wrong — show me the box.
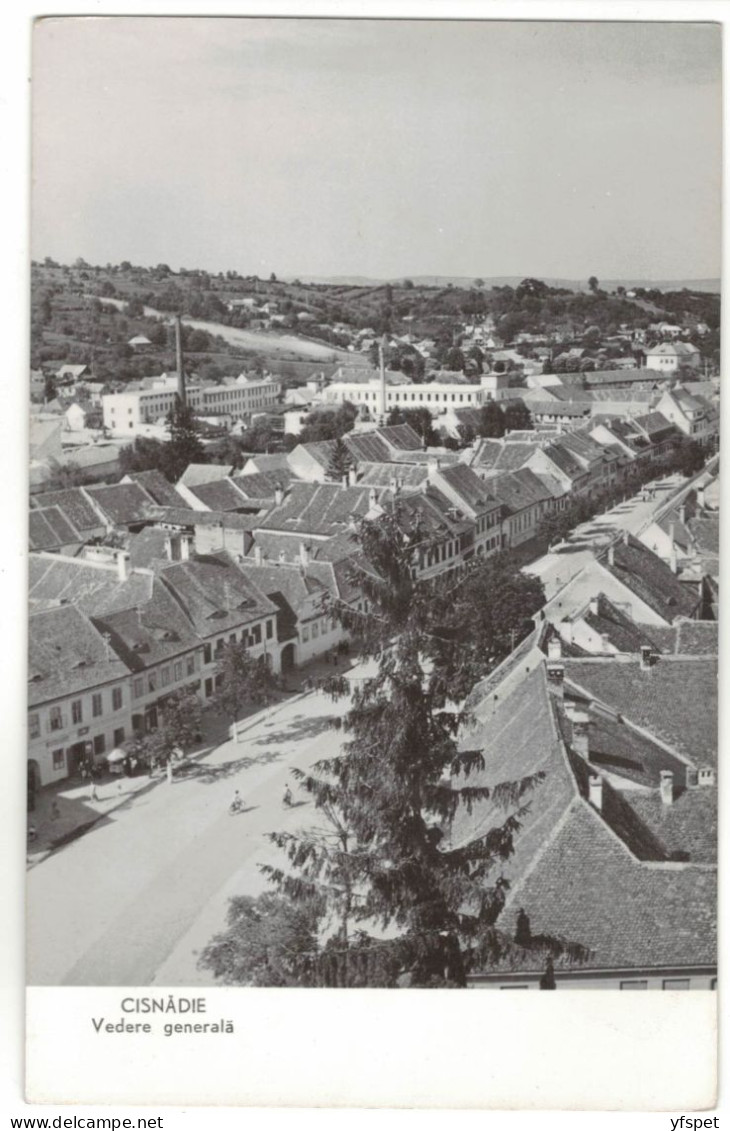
[26,648,363,867]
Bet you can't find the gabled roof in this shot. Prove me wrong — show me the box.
[122,470,185,507]
[631,412,676,440]
[470,440,536,473]
[540,442,588,480]
[90,579,200,672]
[488,468,554,514]
[178,463,235,488]
[146,505,261,531]
[29,553,154,614]
[435,463,501,512]
[84,483,157,526]
[28,506,82,552]
[28,604,131,706]
[576,592,666,654]
[600,534,700,621]
[184,478,251,512]
[356,462,429,488]
[230,468,295,498]
[257,482,383,537]
[159,551,278,636]
[564,656,717,767]
[529,400,592,417]
[289,440,337,470]
[30,488,104,535]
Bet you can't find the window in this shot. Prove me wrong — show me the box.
[186,654,196,675]
[312,622,319,639]
[266,619,273,640]
[174,661,183,682]
[619,980,648,990]
[252,625,261,644]
[229,634,236,645]
[203,644,212,664]
[133,677,144,699]
[160,667,171,687]
[113,727,125,746]
[301,626,310,642]
[93,734,106,755]
[29,713,40,740]
[663,979,690,991]
[148,673,157,693]
[92,692,103,717]
[112,687,123,710]
[204,678,213,698]
[52,748,65,771]
[71,700,83,725]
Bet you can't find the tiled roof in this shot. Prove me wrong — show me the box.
[30,488,105,535]
[584,368,657,385]
[123,470,185,507]
[578,593,666,654]
[178,463,234,487]
[357,462,429,488]
[373,423,423,451]
[28,605,131,706]
[601,535,700,621]
[185,478,251,512]
[127,528,177,569]
[470,440,535,472]
[627,791,716,865]
[28,506,81,552]
[90,579,199,672]
[564,657,717,767]
[84,483,157,526]
[632,412,676,439]
[241,453,291,473]
[235,562,330,619]
[257,482,381,537]
[687,516,719,557]
[501,800,716,971]
[231,468,294,498]
[159,551,278,636]
[589,387,657,403]
[436,463,500,512]
[29,553,154,614]
[529,401,591,417]
[541,441,588,479]
[145,506,261,531]
[290,440,337,470]
[488,468,554,514]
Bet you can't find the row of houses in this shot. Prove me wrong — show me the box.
[453,501,718,988]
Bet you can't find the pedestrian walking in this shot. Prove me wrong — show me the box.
[89,780,98,802]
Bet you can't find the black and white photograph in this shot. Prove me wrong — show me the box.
[19,10,721,1109]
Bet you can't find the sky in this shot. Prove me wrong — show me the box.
[31,17,722,281]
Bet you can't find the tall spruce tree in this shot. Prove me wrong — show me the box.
[326,437,354,483]
[262,509,546,986]
[166,401,205,479]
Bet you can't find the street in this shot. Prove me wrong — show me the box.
[27,666,374,987]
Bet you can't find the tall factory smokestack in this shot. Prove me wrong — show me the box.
[379,334,387,419]
[175,314,187,406]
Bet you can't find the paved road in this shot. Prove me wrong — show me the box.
[95,296,348,361]
[27,681,362,986]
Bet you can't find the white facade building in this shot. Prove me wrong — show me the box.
[103,373,282,435]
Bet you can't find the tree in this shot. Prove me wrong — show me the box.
[260,512,547,986]
[166,402,206,479]
[198,892,323,986]
[478,401,506,439]
[588,276,599,293]
[432,552,546,700]
[474,278,485,289]
[214,640,278,742]
[387,407,437,447]
[326,437,354,483]
[503,401,532,432]
[443,346,466,373]
[43,373,57,402]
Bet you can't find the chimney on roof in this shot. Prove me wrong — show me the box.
[570,708,591,759]
[348,467,358,486]
[299,542,310,567]
[546,641,565,699]
[588,774,603,811]
[607,544,615,567]
[623,529,630,546]
[279,550,287,564]
[547,636,562,662]
[697,485,705,510]
[254,544,263,566]
[116,550,130,582]
[180,534,192,561]
[164,534,174,561]
[640,644,655,670]
[660,770,674,806]
[389,475,400,494]
[678,502,687,525]
[368,487,378,510]
[600,633,611,653]
[698,767,716,788]
[589,596,599,617]
[274,487,284,507]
